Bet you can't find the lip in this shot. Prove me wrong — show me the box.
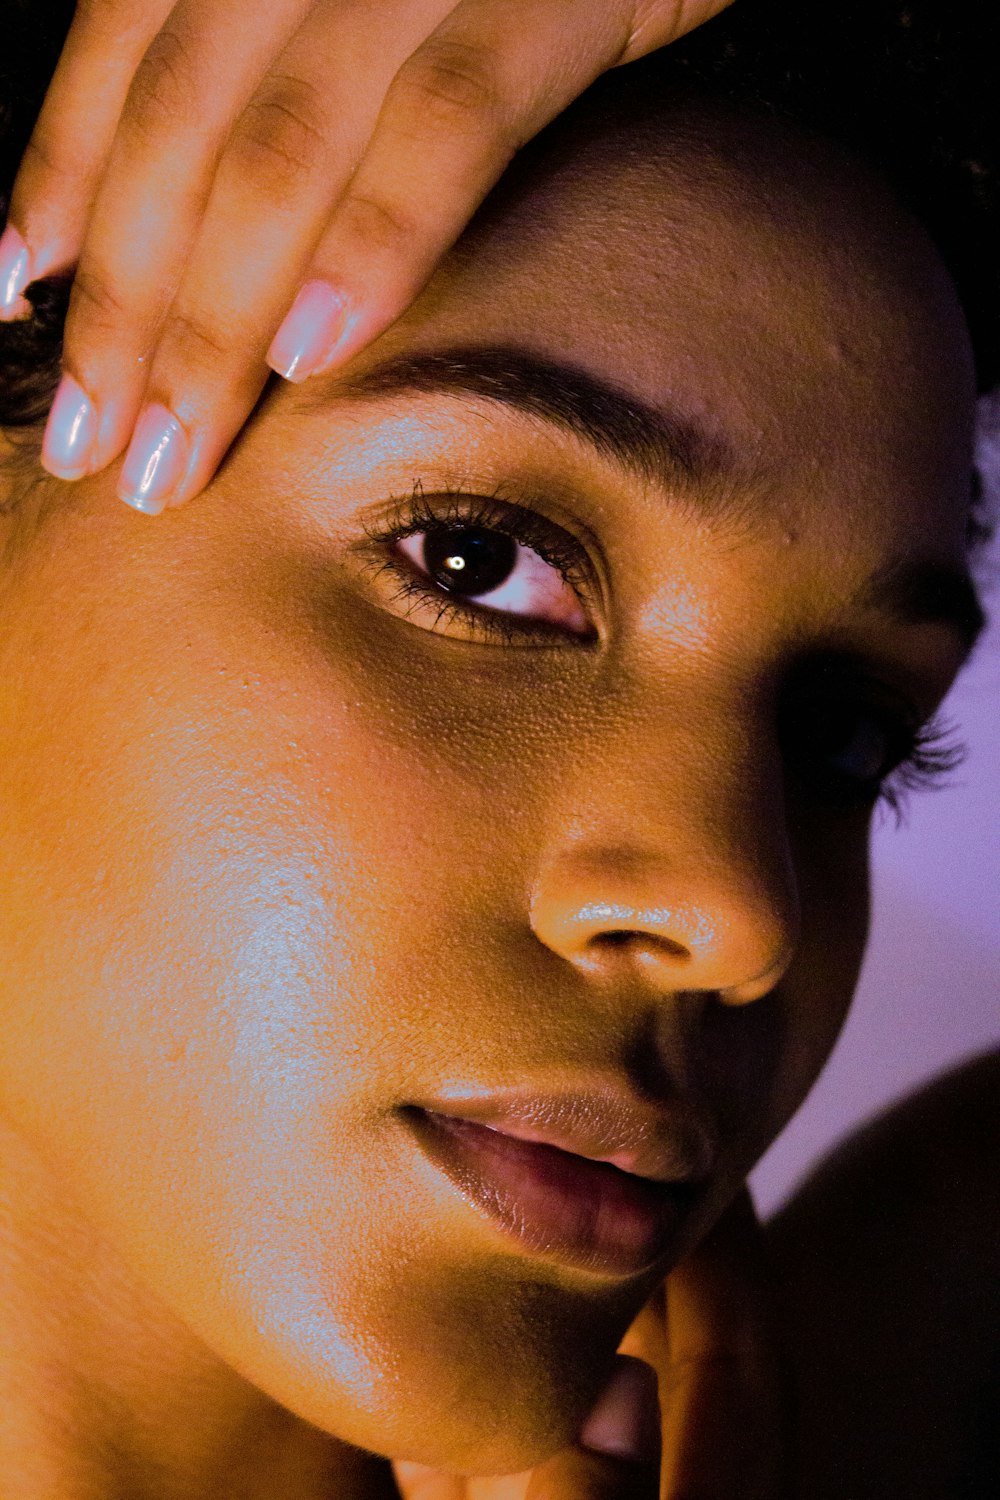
[409,1083,717,1182]
[403,1092,712,1278]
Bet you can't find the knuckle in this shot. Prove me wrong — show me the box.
[337,192,416,257]
[225,74,331,195]
[68,262,130,337]
[162,305,233,367]
[122,23,199,144]
[395,38,504,136]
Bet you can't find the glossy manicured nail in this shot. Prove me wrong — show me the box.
[579,1358,661,1465]
[266,280,349,382]
[117,403,190,516]
[0,224,31,320]
[41,374,98,480]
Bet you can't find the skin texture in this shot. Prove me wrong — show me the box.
[0,94,979,1499]
[3,0,736,506]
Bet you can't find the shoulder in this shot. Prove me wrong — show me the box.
[765,1049,1000,1500]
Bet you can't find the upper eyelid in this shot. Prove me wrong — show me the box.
[352,485,603,646]
[351,470,608,560]
[362,486,601,598]
[345,481,960,704]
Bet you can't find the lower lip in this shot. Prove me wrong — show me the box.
[406,1108,702,1277]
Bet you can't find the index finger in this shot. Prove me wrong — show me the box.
[263,0,634,388]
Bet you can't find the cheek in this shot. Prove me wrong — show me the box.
[0,602,624,1473]
[768,816,873,1142]
[689,813,871,1182]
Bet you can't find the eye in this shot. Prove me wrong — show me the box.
[357,488,598,645]
[783,693,909,801]
[780,667,964,814]
[818,708,895,785]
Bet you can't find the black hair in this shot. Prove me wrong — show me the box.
[1,0,998,468]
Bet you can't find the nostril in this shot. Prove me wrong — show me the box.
[595,930,689,959]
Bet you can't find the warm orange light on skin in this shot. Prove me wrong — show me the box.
[0,96,979,1498]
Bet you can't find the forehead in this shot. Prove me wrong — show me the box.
[335,96,976,562]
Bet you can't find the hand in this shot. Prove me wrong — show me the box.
[391,1187,788,1500]
[0,0,736,515]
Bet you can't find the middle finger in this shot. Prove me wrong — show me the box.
[111,0,458,514]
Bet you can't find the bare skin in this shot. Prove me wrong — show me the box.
[1,0,736,508]
[0,93,980,1499]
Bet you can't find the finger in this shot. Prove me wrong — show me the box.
[126,0,628,513]
[660,1187,789,1499]
[523,1445,659,1500]
[37,0,314,482]
[262,0,636,393]
[0,0,173,319]
[56,0,454,507]
[110,0,629,515]
[262,0,740,385]
[617,0,740,64]
[392,1457,467,1500]
[521,1355,661,1500]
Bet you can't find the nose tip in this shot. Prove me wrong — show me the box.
[531,875,798,1003]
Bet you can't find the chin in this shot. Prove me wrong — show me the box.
[348,1258,636,1477]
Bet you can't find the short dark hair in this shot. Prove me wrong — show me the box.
[2,0,998,450]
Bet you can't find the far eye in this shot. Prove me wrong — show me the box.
[784,695,905,801]
[823,714,893,783]
[396,524,590,632]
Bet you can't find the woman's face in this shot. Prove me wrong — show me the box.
[0,99,980,1474]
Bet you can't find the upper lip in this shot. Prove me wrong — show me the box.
[409,1081,717,1184]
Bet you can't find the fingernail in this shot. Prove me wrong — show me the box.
[0,224,31,320]
[41,374,98,480]
[117,403,189,516]
[266,280,349,382]
[579,1357,661,1465]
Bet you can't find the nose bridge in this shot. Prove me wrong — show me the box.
[528,683,800,1001]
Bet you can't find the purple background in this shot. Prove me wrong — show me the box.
[750,400,1000,1217]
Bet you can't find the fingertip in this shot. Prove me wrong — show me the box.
[579,1355,662,1466]
[523,1442,661,1500]
[265,279,350,382]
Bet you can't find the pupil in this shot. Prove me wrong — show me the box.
[424,527,517,596]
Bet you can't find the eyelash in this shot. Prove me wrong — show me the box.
[876,714,966,823]
[359,481,595,647]
[358,482,966,814]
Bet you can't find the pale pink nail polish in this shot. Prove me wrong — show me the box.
[117,404,190,516]
[266,280,348,382]
[579,1358,661,1464]
[41,374,98,480]
[0,224,31,320]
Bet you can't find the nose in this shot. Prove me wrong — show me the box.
[528,742,799,1006]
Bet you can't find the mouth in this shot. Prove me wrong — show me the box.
[403,1106,707,1278]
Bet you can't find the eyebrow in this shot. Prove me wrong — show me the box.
[299,342,986,652]
[860,557,987,653]
[312,342,740,496]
